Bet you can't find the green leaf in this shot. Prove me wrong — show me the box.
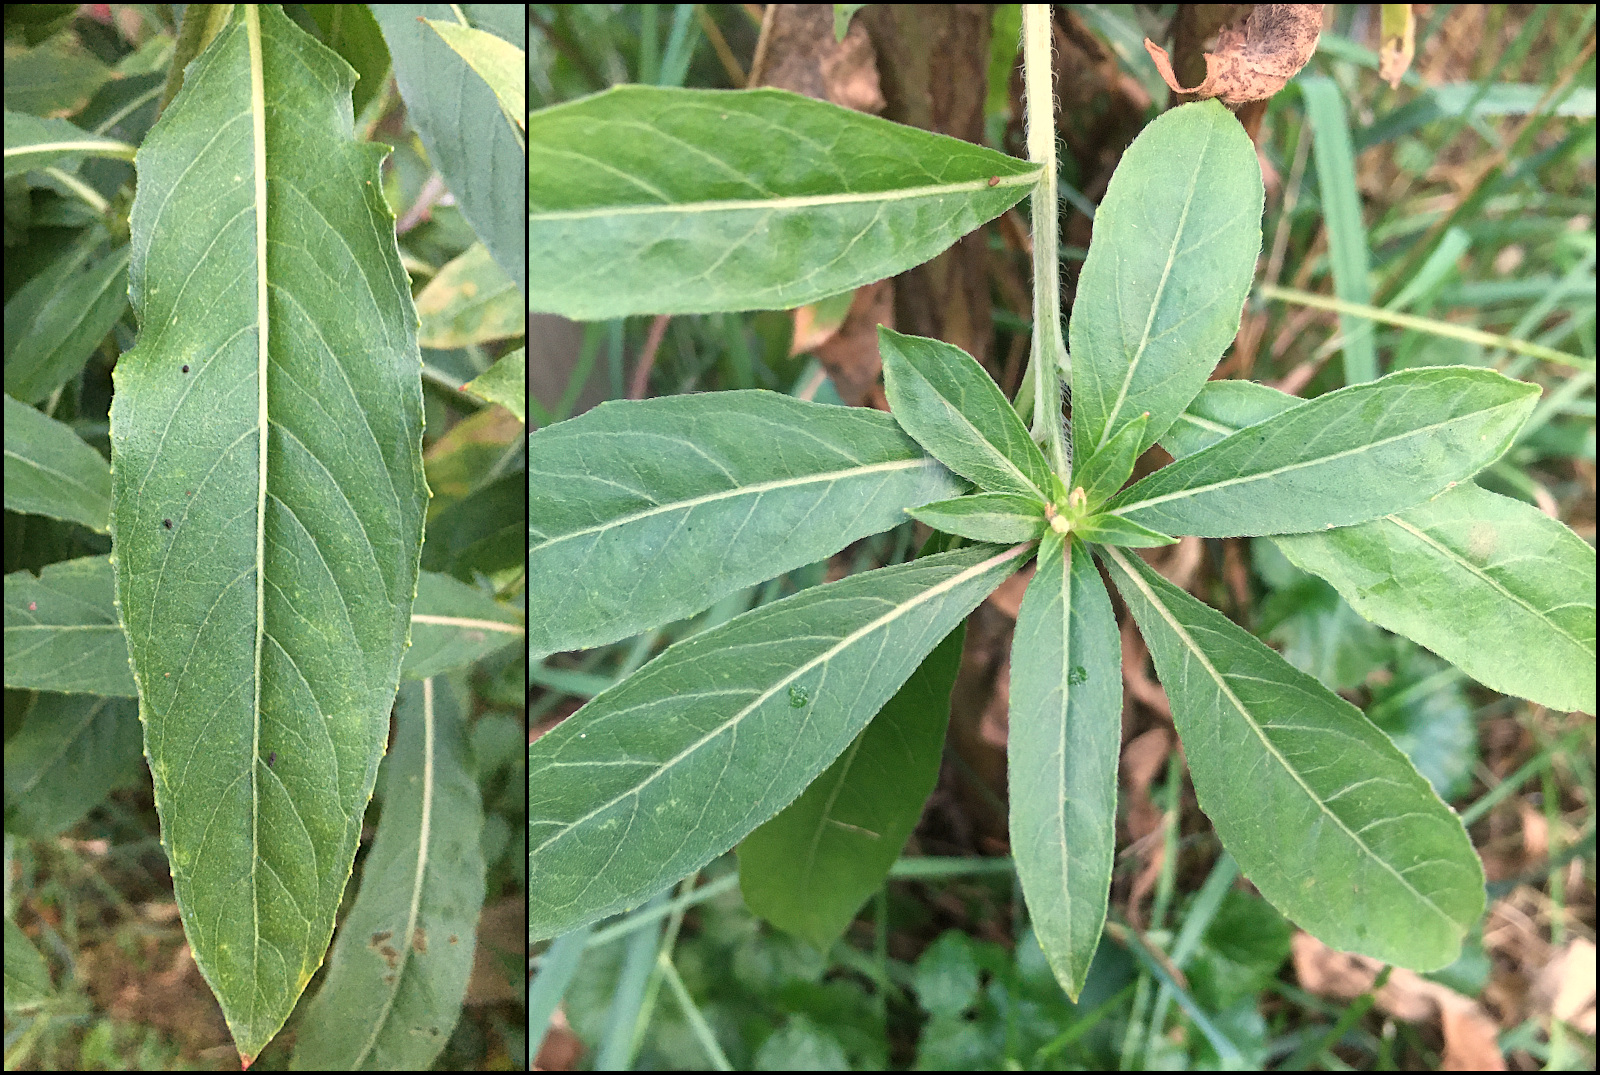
[1107,367,1540,537]
[463,346,525,424]
[416,242,522,348]
[2,109,135,176]
[906,492,1047,544]
[879,327,1052,499]
[1009,534,1121,1000]
[108,8,427,1061]
[4,918,56,1011]
[1072,513,1177,548]
[1070,100,1264,463]
[739,625,965,950]
[1159,378,1297,459]
[1166,379,1594,711]
[4,233,129,405]
[3,693,141,838]
[1071,411,1148,511]
[4,556,135,697]
[528,391,965,658]
[421,18,525,128]
[422,471,525,582]
[1277,484,1596,713]
[403,571,524,680]
[291,678,484,1069]
[529,86,1041,319]
[1101,545,1484,971]
[530,542,1030,939]
[4,560,501,697]
[370,5,525,295]
[4,393,111,533]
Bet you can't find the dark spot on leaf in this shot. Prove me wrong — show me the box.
[181,364,189,373]
[413,927,428,953]
[370,930,392,946]
[383,974,396,985]
[163,519,173,529]
[988,175,1000,187]
[448,935,459,945]
[380,944,399,968]
[268,751,276,768]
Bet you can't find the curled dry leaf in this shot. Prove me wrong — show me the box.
[1145,4,1323,105]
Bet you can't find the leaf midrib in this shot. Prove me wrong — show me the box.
[531,171,1039,221]
[530,456,941,550]
[533,544,1030,857]
[1110,400,1521,517]
[246,5,269,1002]
[1104,545,1458,930]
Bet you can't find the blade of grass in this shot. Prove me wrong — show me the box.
[1257,283,1593,370]
[1301,76,1377,384]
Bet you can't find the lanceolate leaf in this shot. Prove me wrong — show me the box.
[4,557,132,697]
[906,492,1048,544]
[1009,534,1121,1000]
[1102,546,1484,971]
[529,86,1040,319]
[739,626,965,950]
[1071,411,1148,511]
[109,7,426,1061]
[291,678,485,1070]
[1108,367,1539,537]
[1070,100,1263,463]
[879,327,1053,499]
[1276,485,1596,713]
[4,393,111,533]
[1166,380,1594,712]
[370,5,525,295]
[530,542,1030,939]
[4,561,508,698]
[529,391,965,658]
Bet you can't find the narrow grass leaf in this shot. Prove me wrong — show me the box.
[739,626,965,950]
[1108,367,1539,536]
[109,8,426,1060]
[529,86,1040,318]
[1069,100,1263,462]
[530,542,1030,939]
[1301,77,1377,384]
[879,327,1053,498]
[1102,545,1484,971]
[529,391,965,658]
[1010,534,1121,1000]
[4,393,111,533]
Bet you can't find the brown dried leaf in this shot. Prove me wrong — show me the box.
[1145,4,1324,105]
[1292,933,1508,1070]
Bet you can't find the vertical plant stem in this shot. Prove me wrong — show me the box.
[1021,4,1071,480]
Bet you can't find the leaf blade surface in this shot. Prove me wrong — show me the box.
[530,542,1029,939]
[1102,545,1483,971]
[1069,100,1263,461]
[1108,367,1539,536]
[529,391,965,658]
[1009,534,1121,999]
[108,7,426,1059]
[529,86,1040,318]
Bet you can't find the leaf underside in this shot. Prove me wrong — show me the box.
[109,7,426,1059]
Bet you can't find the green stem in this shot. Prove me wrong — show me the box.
[1021,4,1071,481]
